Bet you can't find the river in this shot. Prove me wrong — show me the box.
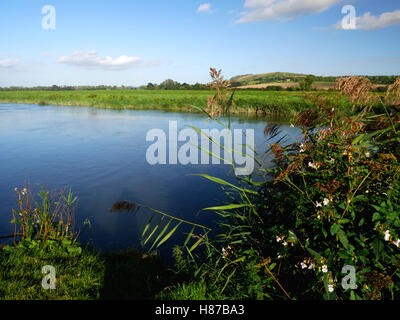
[0,103,300,259]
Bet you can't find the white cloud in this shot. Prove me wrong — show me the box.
[244,0,276,8]
[197,3,211,13]
[236,0,345,23]
[335,10,400,30]
[0,58,19,68]
[57,51,142,70]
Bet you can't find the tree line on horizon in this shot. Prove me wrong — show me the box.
[0,75,396,92]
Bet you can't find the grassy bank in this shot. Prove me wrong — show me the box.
[0,187,175,300]
[0,242,175,300]
[0,89,354,116]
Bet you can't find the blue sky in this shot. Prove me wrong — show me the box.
[0,0,399,86]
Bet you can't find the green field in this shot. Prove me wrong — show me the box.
[0,89,354,117]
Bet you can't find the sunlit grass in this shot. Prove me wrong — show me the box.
[0,89,354,116]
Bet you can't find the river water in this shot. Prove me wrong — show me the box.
[0,103,300,258]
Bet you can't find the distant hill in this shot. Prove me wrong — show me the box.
[230,72,398,87]
[230,72,308,85]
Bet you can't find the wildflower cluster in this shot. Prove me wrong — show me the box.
[254,79,400,299]
[165,73,400,300]
[10,186,80,252]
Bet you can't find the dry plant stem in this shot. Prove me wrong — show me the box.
[382,102,398,134]
[0,233,23,239]
[264,264,291,300]
[341,172,371,219]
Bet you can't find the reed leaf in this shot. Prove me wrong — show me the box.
[184,226,196,247]
[141,214,155,239]
[189,233,209,253]
[157,222,183,248]
[149,219,172,252]
[203,204,249,211]
[190,174,258,195]
[143,216,164,246]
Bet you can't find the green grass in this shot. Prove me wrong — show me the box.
[0,243,173,300]
[155,279,218,300]
[0,89,354,116]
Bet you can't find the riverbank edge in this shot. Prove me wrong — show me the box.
[0,98,305,118]
[0,241,177,300]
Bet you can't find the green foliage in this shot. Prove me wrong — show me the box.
[299,75,316,91]
[11,186,78,247]
[250,110,400,299]
[159,79,181,90]
[160,73,400,300]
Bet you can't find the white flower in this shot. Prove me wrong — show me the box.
[316,202,322,208]
[276,236,282,243]
[308,263,315,270]
[282,241,288,246]
[322,265,328,273]
[308,162,318,169]
[323,198,330,206]
[277,254,282,259]
[290,124,295,128]
[309,162,320,169]
[299,144,305,153]
[300,262,307,269]
[328,284,334,293]
[222,248,228,258]
[365,151,371,158]
[393,239,400,248]
[384,230,391,242]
